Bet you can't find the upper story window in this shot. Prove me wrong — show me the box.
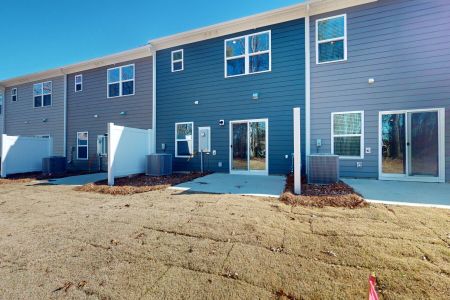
[331,111,364,159]
[33,81,52,107]
[175,122,194,158]
[225,30,271,78]
[0,94,3,115]
[171,49,184,72]
[316,14,347,64]
[107,64,135,98]
[75,74,83,92]
[11,88,18,102]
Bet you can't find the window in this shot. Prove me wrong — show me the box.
[107,64,135,98]
[11,88,17,102]
[332,111,364,158]
[77,132,88,160]
[0,94,3,114]
[97,135,108,156]
[316,14,347,64]
[225,30,271,78]
[171,49,184,72]
[175,122,194,157]
[33,81,52,107]
[75,75,83,92]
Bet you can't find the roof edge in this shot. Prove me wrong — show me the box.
[0,45,152,87]
[149,0,378,50]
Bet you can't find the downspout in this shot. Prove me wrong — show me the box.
[150,44,157,153]
[305,2,311,168]
[0,85,5,135]
[63,73,67,158]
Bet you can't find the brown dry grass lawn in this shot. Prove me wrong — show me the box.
[0,182,449,299]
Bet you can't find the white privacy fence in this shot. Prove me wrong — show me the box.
[1,134,53,177]
[107,123,154,186]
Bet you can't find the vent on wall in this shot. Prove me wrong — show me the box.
[307,154,339,184]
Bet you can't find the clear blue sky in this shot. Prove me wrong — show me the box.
[0,0,303,80]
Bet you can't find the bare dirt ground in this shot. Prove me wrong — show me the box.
[0,182,449,299]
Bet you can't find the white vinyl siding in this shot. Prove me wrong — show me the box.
[175,122,194,158]
[331,111,364,159]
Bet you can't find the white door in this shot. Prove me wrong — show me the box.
[230,119,268,175]
[379,108,445,182]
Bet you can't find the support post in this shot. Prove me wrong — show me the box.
[293,108,301,195]
[107,123,114,186]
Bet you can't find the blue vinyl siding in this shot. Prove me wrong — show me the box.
[156,19,305,175]
[310,0,450,181]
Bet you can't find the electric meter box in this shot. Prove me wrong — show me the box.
[198,127,211,153]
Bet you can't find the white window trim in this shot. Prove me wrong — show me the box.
[11,88,17,102]
[331,111,364,159]
[77,131,89,160]
[224,30,272,78]
[75,74,83,92]
[316,14,347,65]
[33,81,52,108]
[107,64,135,99]
[175,122,194,158]
[171,49,184,72]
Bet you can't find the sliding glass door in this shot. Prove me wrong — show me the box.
[380,109,443,182]
[230,119,268,175]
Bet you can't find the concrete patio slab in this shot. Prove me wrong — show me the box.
[343,178,450,208]
[171,173,286,197]
[48,173,107,186]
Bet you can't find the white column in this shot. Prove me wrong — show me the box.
[107,123,115,186]
[293,107,301,195]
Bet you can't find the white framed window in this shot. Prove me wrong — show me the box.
[33,81,52,107]
[316,14,347,64]
[331,111,364,159]
[77,131,88,160]
[75,74,83,92]
[107,64,135,98]
[171,49,184,72]
[11,88,18,102]
[175,122,194,158]
[97,135,108,156]
[225,30,271,78]
[0,94,3,115]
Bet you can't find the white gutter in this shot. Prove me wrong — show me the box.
[63,74,67,157]
[150,44,157,153]
[305,2,311,165]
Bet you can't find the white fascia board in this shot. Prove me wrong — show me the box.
[0,45,152,87]
[150,0,377,51]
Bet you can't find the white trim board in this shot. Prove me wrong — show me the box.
[149,0,378,51]
[365,199,450,210]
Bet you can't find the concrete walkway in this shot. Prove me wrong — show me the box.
[172,173,286,198]
[48,173,107,186]
[343,178,450,208]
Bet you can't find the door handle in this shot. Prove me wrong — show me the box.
[407,142,410,146]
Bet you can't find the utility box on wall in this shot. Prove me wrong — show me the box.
[198,127,211,153]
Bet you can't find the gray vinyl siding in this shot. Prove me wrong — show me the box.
[67,56,153,171]
[4,76,65,156]
[310,0,450,181]
[156,19,305,175]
